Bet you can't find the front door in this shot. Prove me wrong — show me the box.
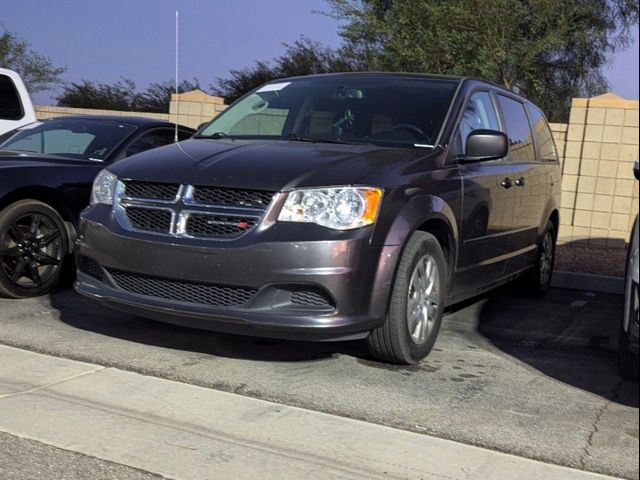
[452,91,521,299]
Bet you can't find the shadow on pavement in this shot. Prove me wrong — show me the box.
[445,283,639,408]
[50,282,638,406]
[49,289,368,363]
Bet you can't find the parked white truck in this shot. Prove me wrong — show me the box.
[0,68,36,137]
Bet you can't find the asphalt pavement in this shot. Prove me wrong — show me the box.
[0,285,638,479]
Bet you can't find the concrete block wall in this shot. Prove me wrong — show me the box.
[35,105,170,122]
[168,90,227,129]
[554,93,639,248]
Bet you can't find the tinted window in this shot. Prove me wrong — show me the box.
[122,129,174,157]
[0,119,137,160]
[459,92,500,152]
[0,74,23,120]
[527,105,558,163]
[497,95,535,163]
[200,76,459,148]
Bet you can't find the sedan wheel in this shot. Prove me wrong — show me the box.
[0,200,68,298]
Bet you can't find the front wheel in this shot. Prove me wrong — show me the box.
[366,231,447,364]
[0,200,69,299]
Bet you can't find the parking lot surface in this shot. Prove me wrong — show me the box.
[0,286,638,479]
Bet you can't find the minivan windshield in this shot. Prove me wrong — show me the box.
[198,75,459,148]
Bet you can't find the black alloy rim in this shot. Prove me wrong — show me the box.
[0,213,63,289]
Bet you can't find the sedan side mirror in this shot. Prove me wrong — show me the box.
[461,129,509,162]
[634,160,639,180]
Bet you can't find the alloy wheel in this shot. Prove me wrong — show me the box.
[0,213,63,289]
[407,254,440,344]
[539,231,554,287]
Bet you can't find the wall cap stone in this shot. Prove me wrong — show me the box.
[572,92,639,110]
[171,90,225,105]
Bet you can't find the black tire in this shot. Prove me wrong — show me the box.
[618,321,639,382]
[619,232,639,382]
[521,221,556,297]
[366,231,447,364]
[0,200,69,299]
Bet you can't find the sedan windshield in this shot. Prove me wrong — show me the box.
[198,75,459,148]
[0,118,137,160]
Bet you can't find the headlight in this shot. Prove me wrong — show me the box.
[90,169,118,205]
[278,187,383,230]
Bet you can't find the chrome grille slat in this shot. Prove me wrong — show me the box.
[185,214,258,238]
[116,181,275,239]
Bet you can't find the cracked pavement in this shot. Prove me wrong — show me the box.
[0,285,638,478]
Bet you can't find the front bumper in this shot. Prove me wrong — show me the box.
[74,209,401,341]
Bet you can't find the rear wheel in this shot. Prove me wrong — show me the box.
[521,221,556,296]
[0,200,69,298]
[366,231,446,364]
[618,321,639,382]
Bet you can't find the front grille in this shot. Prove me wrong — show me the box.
[125,207,172,233]
[124,181,179,200]
[108,269,257,307]
[186,214,257,238]
[78,256,104,281]
[192,186,275,210]
[291,288,334,307]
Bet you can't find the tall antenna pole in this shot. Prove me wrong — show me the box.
[174,10,179,142]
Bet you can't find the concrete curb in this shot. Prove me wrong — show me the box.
[552,271,624,295]
[0,344,620,480]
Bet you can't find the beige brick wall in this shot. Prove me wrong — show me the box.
[35,90,227,129]
[556,93,639,249]
[168,90,227,129]
[35,105,170,122]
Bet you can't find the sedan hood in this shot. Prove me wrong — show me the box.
[0,150,98,169]
[109,138,427,191]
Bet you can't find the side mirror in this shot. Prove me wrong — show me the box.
[461,129,509,162]
[196,122,209,132]
[634,160,639,180]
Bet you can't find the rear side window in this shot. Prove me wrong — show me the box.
[0,74,24,120]
[527,105,558,163]
[496,95,535,163]
[120,128,193,158]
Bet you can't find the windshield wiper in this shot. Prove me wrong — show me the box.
[195,131,232,139]
[284,133,363,145]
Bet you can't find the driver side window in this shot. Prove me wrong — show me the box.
[459,92,500,153]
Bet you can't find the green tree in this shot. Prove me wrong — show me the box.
[0,28,66,93]
[138,78,201,113]
[57,78,140,111]
[57,78,201,112]
[211,37,355,103]
[322,0,639,121]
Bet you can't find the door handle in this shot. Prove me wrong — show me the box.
[500,178,513,189]
[515,177,526,187]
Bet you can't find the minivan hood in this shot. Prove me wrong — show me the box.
[109,138,427,191]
